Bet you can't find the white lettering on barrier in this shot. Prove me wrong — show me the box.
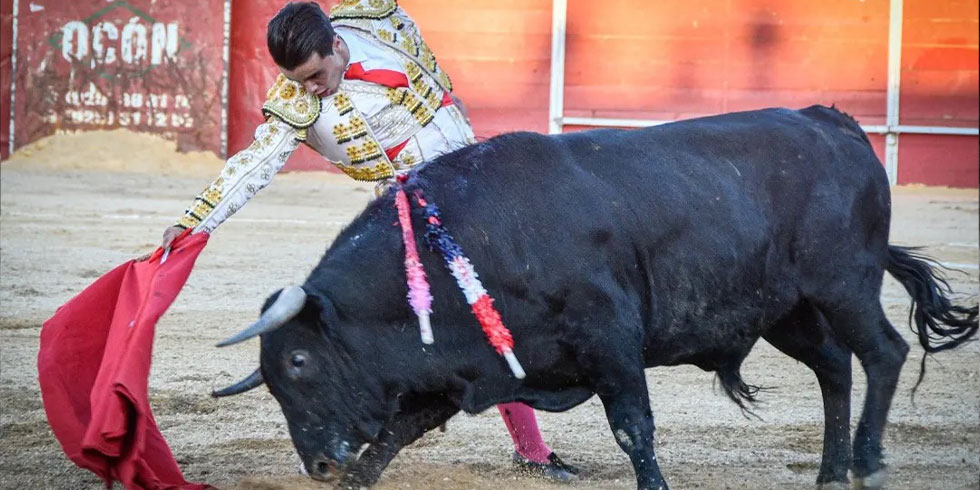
[61,18,179,66]
[63,83,109,107]
[61,21,89,61]
[92,22,119,64]
[55,84,194,130]
[123,93,144,109]
[63,108,194,129]
[148,94,168,109]
[51,15,197,134]
[121,18,148,64]
[151,22,179,65]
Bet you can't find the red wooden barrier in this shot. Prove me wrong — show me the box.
[1,0,13,160]
[3,0,976,186]
[10,0,225,153]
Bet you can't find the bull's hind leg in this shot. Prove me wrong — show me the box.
[816,297,909,489]
[764,301,852,489]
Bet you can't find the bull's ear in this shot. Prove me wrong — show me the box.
[305,292,340,330]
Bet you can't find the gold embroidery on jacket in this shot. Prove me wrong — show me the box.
[377,28,396,43]
[439,70,453,92]
[334,94,354,116]
[346,140,384,164]
[405,62,443,110]
[330,0,397,20]
[331,6,454,94]
[336,161,395,181]
[397,151,418,169]
[385,87,434,127]
[322,87,397,182]
[419,42,438,72]
[262,74,320,134]
[400,36,418,56]
[333,116,369,144]
[177,176,225,229]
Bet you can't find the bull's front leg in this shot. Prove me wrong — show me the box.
[337,395,459,489]
[598,378,668,490]
[569,283,667,489]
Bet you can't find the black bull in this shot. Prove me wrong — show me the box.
[213,106,977,490]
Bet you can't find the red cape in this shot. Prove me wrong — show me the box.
[38,232,212,490]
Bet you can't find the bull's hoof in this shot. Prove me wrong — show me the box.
[816,481,848,490]
[512,452,581,483]
[853,469,887,489]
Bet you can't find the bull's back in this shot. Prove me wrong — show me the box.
[564,107,887,251]
[563,106,884,212]
[423,106,887,258]
[412,106,889,363]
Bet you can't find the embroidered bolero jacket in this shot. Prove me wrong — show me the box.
[175,0,475,233]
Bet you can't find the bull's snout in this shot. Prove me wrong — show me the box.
[308,455,340,482]
[294,433,354,481]
[307,448,356,483]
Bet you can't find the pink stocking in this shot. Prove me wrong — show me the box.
[497,402,552,463]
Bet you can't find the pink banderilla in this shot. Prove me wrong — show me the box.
[393,177,525,379]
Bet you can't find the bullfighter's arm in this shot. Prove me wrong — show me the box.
[173,117,302,233]
[173,75,320,233]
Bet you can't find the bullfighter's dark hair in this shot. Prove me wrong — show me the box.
[267,2,336,70]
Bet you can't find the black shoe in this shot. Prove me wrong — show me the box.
[512,451,581,482]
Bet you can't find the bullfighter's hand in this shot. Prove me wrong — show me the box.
[137,225,184,261]
[160,225,184,250]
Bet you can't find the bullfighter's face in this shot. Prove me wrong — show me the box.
[257,293,384,482]
[279,34,350,98]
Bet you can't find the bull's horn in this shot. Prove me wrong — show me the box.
[216,285,307,347]
[211,368,264,397]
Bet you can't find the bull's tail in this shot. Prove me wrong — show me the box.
[886,245,978,354]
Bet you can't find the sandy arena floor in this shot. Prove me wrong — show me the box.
[1,133,978,489]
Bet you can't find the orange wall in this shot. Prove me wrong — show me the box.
[402,0,977,187]
[3,1,976,185]
[404,0,553,136]
[897,0,978,186]
[563,0,890,123]
[900,0,978,127]
[219,1,980,185]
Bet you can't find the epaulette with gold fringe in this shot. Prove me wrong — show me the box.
[261,74,321,135]
[330,0,397,20]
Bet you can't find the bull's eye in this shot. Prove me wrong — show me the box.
[285,350,311,377]
[291,354,307,368]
